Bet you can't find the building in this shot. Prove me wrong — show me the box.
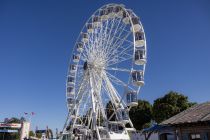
[144,102,210,140]
[0,118,30,140]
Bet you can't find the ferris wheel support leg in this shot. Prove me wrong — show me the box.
[89,71,102,140]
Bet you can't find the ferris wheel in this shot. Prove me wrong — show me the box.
[62,3,147,140]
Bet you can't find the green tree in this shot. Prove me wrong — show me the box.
[129,100,153,130]
[7,117,21,123]
[29,131,35,137]
[36,133,42,138]
[153,91,196,123]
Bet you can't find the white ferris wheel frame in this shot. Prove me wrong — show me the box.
[62,3,147,140]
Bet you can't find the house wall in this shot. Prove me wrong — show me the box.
[158,125,210,140]
[130,132,159,140]
[158,127,177,140]
[178,126,210,140]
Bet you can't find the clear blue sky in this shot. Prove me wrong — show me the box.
[0,0,210,133]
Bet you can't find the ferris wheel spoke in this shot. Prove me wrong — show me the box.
[75,74,89,101]
[105,44,132,64]
[108,31,132,55]
[103,18,120,54]
[104,24,127,55]
[105,67,130,72]
[79,93,92,124]
[72,78,92,125]
[107,55,133,67]
[102,72,128,110]
[104,19,124,50]
[105,72,128,104]
[105,71,134,91]
[101,80,119,119]
[107,45,133,64]
[108,23,130,47]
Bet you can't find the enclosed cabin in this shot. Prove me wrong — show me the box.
[135,49,146,65]
[100,9,108,20]
[81,32,88,43]
[86,23,93,33]
[131,70,144,86]
[135,31,145,47]
[107,6,115,18]
[130,16,141,32]
[114,6,123,18]
[67,86,74,96]
[122,9,132,24]
[76,42,84,52]
[92,16,101,27]
[70,64,77,73]
[67,97,75,107]
[73,54,80,63]
[127,91,138,107]
[116,109,129,124]
[67,76,75,85]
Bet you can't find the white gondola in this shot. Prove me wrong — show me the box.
[107,6,115,18]
[67,76,75,84]
[122,10,132,24]
[81,33,88,43]
[93,16,101,27]
[135,49,146,65]
[130,17,141,32]
[114,6,123,18]
[127,91,138,107]
[135,31,145,47]
[67,97,75,107]
[100,9,108,20]
[122,11,129,24]
[67,86,74,97]
[76,42,84,52]
[70,64,77,73]
[73,55,80,63]
[131,70,144,86]
[86,23,93,33]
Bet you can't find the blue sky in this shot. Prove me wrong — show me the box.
[0,0,210,133]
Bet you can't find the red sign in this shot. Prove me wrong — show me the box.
[0,123,21,128]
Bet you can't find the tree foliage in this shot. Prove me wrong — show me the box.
[29,131,35,137]
[153,91,196,123]
[129,100,153,130]
[7,117,22,123]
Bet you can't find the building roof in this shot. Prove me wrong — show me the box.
[161,102,210,125]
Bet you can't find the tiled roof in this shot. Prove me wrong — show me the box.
[161,102,210,125]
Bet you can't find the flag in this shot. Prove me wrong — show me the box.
[31,112,35,115]
[24,112,28,115]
